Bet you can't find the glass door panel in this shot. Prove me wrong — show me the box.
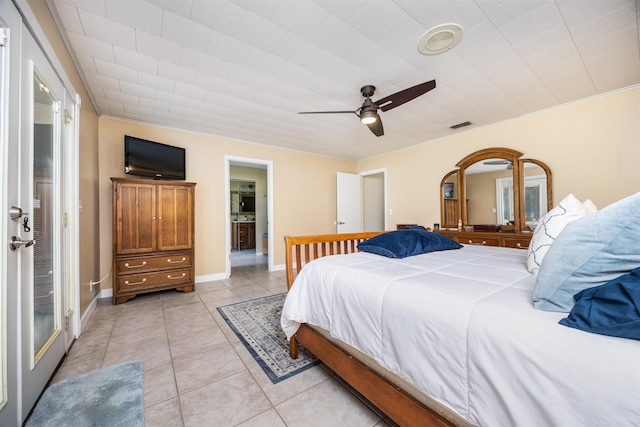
[32,73,59,360]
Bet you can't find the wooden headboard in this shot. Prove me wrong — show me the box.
[284,231,385,290]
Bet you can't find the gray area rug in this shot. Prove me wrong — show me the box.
[217,293,319,383]
[26,361,144,427]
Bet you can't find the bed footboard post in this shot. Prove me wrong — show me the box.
[289,336,299,359]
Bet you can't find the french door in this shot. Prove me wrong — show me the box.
[0,2,22,424]
[1,5,72,422]
[19,23,67,421]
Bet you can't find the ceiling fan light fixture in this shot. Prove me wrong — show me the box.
[418,23,464,55]
[360,110,378,124]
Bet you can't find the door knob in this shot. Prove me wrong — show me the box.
[9,206,28,220]
[9,236,36,251]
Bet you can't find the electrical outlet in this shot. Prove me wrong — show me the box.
[388,209,393,215]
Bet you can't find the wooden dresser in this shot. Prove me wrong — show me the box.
[436,230,531,250]
[111,177,196,304]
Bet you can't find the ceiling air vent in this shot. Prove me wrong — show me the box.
[418,24,464,55]
[450,121,471,129]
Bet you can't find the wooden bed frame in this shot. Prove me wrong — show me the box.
[284,232,458,427]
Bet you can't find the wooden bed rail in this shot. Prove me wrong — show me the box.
[284,231,385,291]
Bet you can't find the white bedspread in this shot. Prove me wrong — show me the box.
[281,245,640,426]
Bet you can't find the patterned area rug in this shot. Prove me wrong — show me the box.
[26,361,144,427]
[218,293,319,383]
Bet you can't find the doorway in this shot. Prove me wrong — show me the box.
[362,171,386,231]
[336,169,387,234]
[225,156,273,275]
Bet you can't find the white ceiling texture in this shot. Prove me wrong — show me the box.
[48,0,640,161]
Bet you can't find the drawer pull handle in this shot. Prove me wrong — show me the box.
[167,257,186,264]
[124,278,147,286]
[468,240,487,245]
[124,261,147,268]
[167,273,186,280]
[516,242,522,248]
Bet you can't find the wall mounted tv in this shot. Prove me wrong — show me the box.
[124,135,186,180]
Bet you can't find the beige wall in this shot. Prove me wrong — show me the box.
[98,118,356,279]
[29,0,101,316]
[358,87,640,229]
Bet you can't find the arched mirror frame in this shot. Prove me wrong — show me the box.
[439,170,458,228]
[519,158,553,229]
[441,148,552,232]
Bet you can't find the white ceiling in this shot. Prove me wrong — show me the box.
[48,0,640,161]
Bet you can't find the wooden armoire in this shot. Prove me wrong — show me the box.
[111,177,196,304]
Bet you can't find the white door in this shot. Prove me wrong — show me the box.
[0,2,22,424]
[336,172,362,233]
[18,26,66,422]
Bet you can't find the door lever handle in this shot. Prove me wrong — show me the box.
[9,236,36,251]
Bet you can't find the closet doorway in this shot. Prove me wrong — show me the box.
[225,156,273,275]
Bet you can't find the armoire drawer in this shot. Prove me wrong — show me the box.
[116,268,192,291]
[116,253,191,273]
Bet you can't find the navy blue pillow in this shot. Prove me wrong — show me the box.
[403,225,429,231]
[357,229,462,259]
[559,267,640,340]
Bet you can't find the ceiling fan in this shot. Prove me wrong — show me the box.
[484,160,513,170]
[298,80,436,137]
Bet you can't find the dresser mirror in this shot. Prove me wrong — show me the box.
[521,160,552,229]
[441,148,552,232]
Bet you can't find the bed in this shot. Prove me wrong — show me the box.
[281,229,640,427]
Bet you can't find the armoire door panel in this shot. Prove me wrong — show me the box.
[158,185,193,251]
[116,183,156,254]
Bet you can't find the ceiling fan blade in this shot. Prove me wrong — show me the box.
[366,117,384,137]
[484,160,510,165]
[374,80,436,112]
[298,110,356,115]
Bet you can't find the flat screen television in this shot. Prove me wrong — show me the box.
[124,135,185,180]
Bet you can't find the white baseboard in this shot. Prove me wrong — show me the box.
[99,287,113,299]
[195,272,227,283]
[79,293,98,336]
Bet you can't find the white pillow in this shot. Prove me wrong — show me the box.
[526,194,597,274]
[583,199,598,213]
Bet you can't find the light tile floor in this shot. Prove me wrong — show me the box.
[50,263,397,426]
